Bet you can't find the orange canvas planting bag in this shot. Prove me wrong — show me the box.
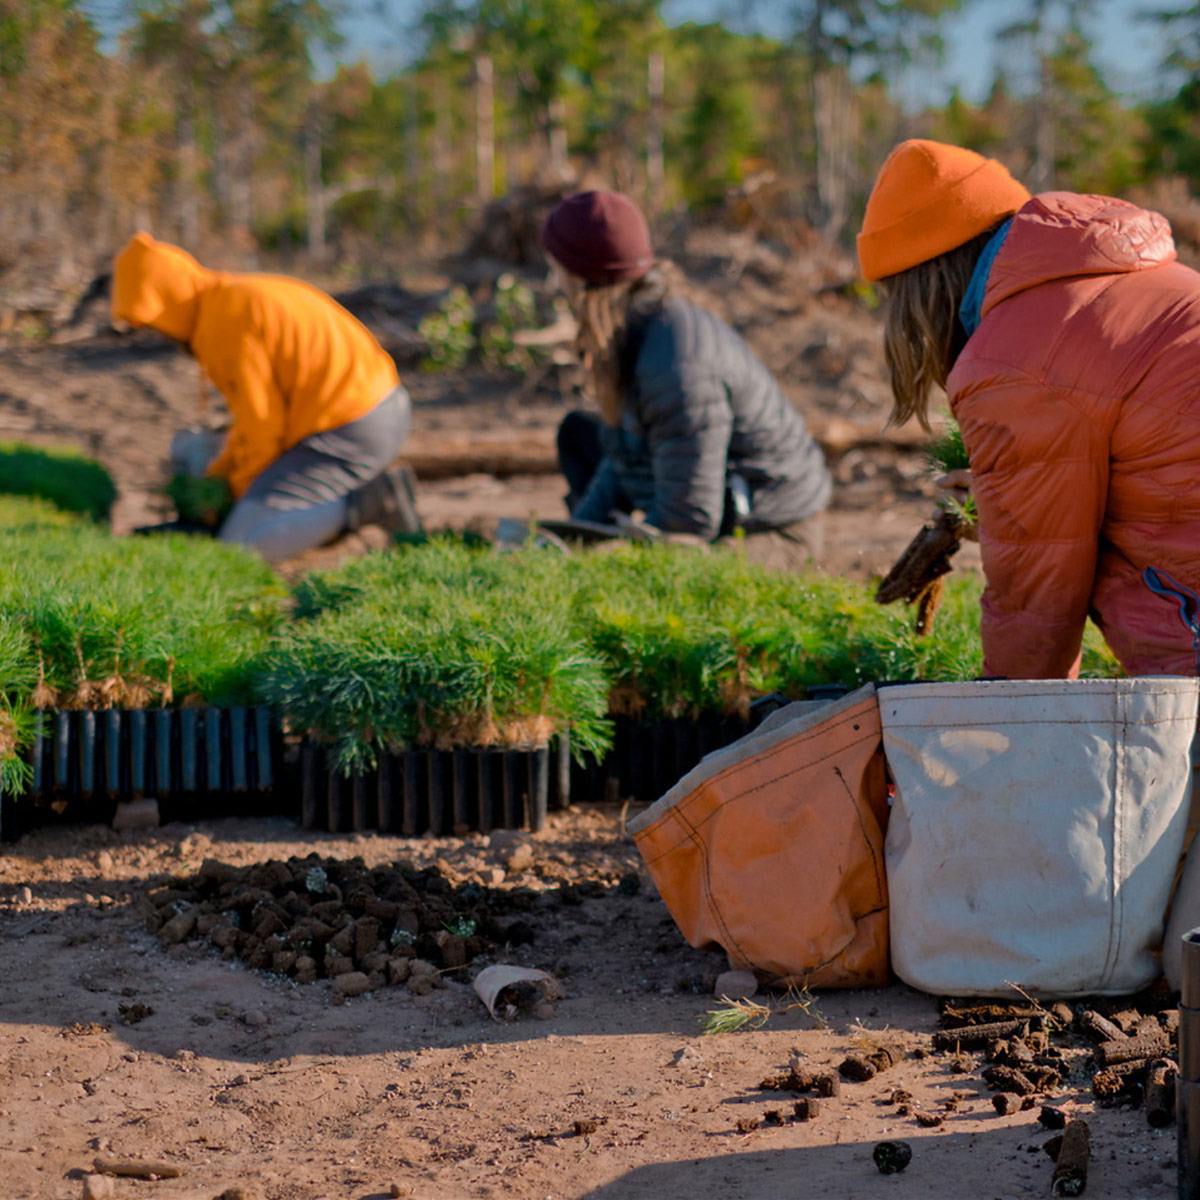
[627,684,890,988]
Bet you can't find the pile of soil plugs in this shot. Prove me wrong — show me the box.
[141,852,638,998]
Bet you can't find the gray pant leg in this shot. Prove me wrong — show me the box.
[217,386,410,561]
[219,495,349,563]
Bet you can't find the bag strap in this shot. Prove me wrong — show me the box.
[1144,565,1200,673]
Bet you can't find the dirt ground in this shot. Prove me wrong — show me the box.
[4,229,1176,1200]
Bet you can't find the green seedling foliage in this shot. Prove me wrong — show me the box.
[163,474,234,527]
[419,285,476,371]
[0,441,117,522]
[0,506,286,711]
[479,274,543,373]
[925,419,971,474]
[268,540,610,773]
[925,416,978,524]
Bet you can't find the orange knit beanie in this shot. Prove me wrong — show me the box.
[857,139,1031,282]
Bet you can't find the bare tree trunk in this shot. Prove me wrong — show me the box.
[546,95,569,182]
[177,82,200,247]
[230,77,256,249]
[475,53,495,204]
[646,50,664,217]
[432,78,451,251]
[305,100,326,259]
[812,64,853,239]
[404,77,422,228]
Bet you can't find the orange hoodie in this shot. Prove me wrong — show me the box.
[948,192,1200,679]
[111,234,400,497]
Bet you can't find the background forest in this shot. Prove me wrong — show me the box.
[2,0,1199,292]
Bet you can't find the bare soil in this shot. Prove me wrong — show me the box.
[4,230,1174,1200]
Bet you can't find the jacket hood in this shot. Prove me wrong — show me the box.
[984,192,1176,318]
[111,233,214,343]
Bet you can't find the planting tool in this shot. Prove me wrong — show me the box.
[1180,928,1200,1198]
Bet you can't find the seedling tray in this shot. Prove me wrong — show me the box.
[296,740,553,835]
[3,706,279,838]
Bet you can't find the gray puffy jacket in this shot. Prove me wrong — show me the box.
[573,297,831,539]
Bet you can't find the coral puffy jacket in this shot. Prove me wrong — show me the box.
[948,192,1200,679]
[111,234,399,497]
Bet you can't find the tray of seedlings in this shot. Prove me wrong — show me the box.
[0,497,287,837]
[266,539,611,835]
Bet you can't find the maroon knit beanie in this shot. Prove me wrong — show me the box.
[540,190,654,284]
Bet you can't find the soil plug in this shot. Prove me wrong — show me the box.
[792,1097,820,1121]
[932,1019,1031,1051]
[840,1043,904,1082]
[92,1156,183,1179]
[993,1092,1024,1115]
[872,1140,912,1175]
[1091,1061,1148,1104]
[1078,1009,1125,1044]
[758,1067,813,1092]
[1095,1028,1171,1067]
[814,1072,840,1097]
[1145,1057,1178,1128]
[1050,1119,1090,1197]
[1040,1105,1068,1129]
[981,1065,1037,1096]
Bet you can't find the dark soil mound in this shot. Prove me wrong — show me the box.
[143,851,636,993]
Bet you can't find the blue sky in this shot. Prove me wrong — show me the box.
[339,0,1166,103]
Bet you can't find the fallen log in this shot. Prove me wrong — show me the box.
[401,417,933,483]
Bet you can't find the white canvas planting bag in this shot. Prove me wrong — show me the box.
[880,677,1199,998]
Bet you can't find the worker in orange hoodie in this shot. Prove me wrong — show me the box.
[858,139,1200,679]
[111,233,421,562]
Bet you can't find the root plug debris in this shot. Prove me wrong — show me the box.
[92,1157,183,1180]
[932,1019,1033,1051]
[872,1140,912,1175]
[981,1065,1038,1096]
[1077,1009,1125,1043]
[792,1098,820,1121]
[813,1071,840,1097]
[1145,1058,1178,1128]
[1050,1119,1090,1197]
[992,1092,1024,1115]
[1094,1027,1171,1067]
[758,1067,813,1093]
[839,1043,905,1081]
[1040,1105,1068,1129]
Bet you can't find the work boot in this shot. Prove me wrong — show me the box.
[346,463,424,536]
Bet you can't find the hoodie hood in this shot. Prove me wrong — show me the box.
[111,233,214,344]
[983,192,1176,319]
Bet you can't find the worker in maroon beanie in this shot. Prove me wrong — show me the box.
[541,189,831,568]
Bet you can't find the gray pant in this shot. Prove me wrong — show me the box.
[219,386,411,563]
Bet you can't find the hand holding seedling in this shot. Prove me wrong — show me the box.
[934,468,978,542]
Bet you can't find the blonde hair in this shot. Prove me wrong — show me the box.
[563,262,676,426]
[880,225,1004,429]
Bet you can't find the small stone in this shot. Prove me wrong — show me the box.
[486,868,506,886]
[95,850,114,874]
[16,886,31,905]
[241,1010,267,1028]
[81,1174,115,1200]
[112,798,160,831]
[506,843,534,873]
[333,972,372,998]
[713,970,757,1000]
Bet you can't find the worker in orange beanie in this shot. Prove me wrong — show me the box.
[859,137,1200,680]
[112,233,421,562]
